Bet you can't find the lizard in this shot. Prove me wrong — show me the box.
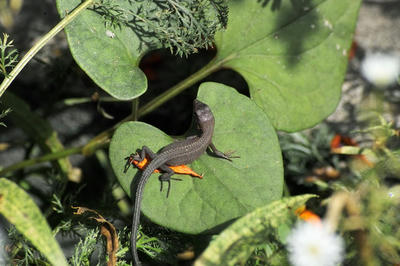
[125,99,236,265]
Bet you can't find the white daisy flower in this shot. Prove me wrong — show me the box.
[360,52,400,88]
[286,222,344,266]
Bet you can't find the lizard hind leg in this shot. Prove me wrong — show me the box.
[209,143,240,161]
[158,166,182,198]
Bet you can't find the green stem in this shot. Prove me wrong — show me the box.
[0,146,82,176]
[282,180,291,197]
[0,0,94,98]
[131,98,139,121]
[137,57,224,118]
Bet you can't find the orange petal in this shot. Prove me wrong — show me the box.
[331,134,358,150]
[295,206,321,224]
[131,158,202,178]
[330,134,342,149]
[348,40,357,61]
[169,165,203,178]
[132,157,160,173]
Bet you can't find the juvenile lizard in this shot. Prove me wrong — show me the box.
[125,99,235,265]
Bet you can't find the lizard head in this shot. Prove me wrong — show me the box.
[193,99,214,125]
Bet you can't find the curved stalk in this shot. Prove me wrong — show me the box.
[0,0,94,98]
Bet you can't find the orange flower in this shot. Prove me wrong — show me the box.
[129,156,203,178]
[295,206,321,224]
[330,134,374,167]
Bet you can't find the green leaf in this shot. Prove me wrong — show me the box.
[194,194,317,266]
[0,178,68,266]
[55,0,149,100]
[214,0,361,131]
[109,82,283,233]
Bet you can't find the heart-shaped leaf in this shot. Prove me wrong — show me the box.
[55,0,150,100]
[0,178,68,266]
[109,82,283,233]
[214,0,361,131]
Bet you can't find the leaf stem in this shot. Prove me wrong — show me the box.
[0,0,94,98]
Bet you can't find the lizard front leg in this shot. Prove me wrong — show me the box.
[134,145,157,161]
[124,146,157,173]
